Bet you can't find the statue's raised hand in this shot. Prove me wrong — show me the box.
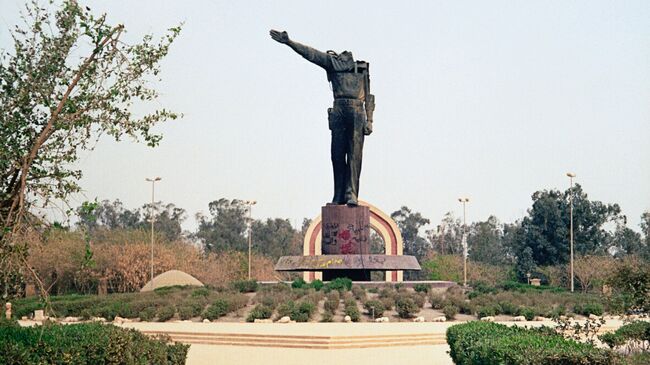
[270,29,289,44]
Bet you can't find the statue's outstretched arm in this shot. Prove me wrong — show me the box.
[270,30,331,70]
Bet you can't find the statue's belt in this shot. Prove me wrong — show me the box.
[334,98,363,106]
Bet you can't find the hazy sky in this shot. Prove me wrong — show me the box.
[1,0,648,232]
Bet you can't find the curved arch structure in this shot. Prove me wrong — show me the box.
[302,200,404,282]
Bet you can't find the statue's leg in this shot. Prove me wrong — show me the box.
[330,107,347,204]
[345,106,366,206]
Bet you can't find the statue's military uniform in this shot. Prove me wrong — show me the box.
[286,42,375,205]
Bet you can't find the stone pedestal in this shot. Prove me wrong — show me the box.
[321,205,370,255]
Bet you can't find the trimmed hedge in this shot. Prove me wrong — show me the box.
[446,321,619,365]
[0,320,188,364]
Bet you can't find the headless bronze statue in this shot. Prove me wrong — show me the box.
[270,30,375,206]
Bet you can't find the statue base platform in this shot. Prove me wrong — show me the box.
[275,203,421,282]
[275,254,421,271]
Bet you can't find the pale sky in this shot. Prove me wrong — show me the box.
[1,0,649,232]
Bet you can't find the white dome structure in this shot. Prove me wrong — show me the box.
[140,270,204,292]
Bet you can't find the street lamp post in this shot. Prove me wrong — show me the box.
[145,177,161,290]
[244,200,257,280]
[566,172,576,293]
[458,197,470,287]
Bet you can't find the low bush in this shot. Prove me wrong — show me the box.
[156,305,176,322]
[477,304,500,318]
[599,321,650,350]
[573,302,604,316]
[429,293,445,309]
[291,277,307,289]
[344,301,360,322]
[498,301,519,316]
[276,301,315,322]
[395,297,419,318]
[191,287,210,298]
[447,321,619,365]
[203,299,230,320]
[178,301,203,320]
[246,305,273,322]
[520,307,535,321]
[320,311,333,322]
[229,280,259,293]
[363,300,385,318]
[0,321,188,364]
[324,291,340,313]
[327,277,352,292]
[139,307,156,321]
[414,283,430,293]
[310,279,324,291]
[443,305,458,320]
[351,285,366,301]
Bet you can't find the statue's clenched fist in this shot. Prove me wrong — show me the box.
[269,29,289,44]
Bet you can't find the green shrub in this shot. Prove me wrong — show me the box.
[324,291,340,313]
[396,297,419,318]
[429,293,445,309]
[574,303,604,316]
[477,305,499,318]
[520,307,535,321]
[139,307,156,322]
[178,301,203,320]
[156,305,176,322]
[203,299,230,320]
[363,300,385,318]
[230,280,259,293]
[414,283,430,293]
[599,321,650,349]
[0,321,188,365]
[292,277,307,289]
[327,277,352,292]
[310,279,324,291]
[351,285,366,301]
[380,297,395,310]
[344,302,360,322]
[320,311,333,322]
[191,287,210,298]
[443,305,459,320]
[447,321,619,365]
[498,301,519,316]
[246,305,273,322]
[276,301,315,322]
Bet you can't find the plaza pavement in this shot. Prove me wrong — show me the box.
[115,320,630,365]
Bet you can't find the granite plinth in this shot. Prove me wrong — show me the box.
[322,204,370,254]
[275,254,421,271]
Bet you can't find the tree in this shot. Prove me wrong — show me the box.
[195,199,248,253]
[609,224,643,257]
[391,206,430,280]
[251,218,301,259]
[0,1,181,297]
[76,199,186,242]
[426,212,463,255]
[467,216,511,265]
[517,184,620,266]
[641,211,650,259]
[391,206,431,260]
